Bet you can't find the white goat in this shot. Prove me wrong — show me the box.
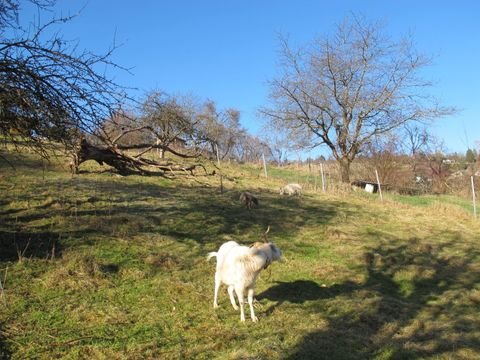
[279,183,302,196]
[207,240,282,322]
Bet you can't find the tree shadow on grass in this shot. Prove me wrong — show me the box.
[0,323,11,360]
[0,231,61,262]
[283,233,480,359]
[0,177,343,254]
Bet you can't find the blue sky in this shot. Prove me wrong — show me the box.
[23,1,480,156]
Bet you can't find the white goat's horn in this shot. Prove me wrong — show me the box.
[263,225,271,242]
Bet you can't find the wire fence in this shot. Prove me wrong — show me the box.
[263,160,479,219]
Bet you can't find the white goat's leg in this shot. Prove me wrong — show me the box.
[227,285,239,310]
[213,273,221,309]
[247,288,258,322]
[235,286,246,322]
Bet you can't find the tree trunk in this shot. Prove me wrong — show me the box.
[339,158,351,183]
[71,139,211,177]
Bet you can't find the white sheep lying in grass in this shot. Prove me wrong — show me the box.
[279,183,302,196]
[207,239,282,322]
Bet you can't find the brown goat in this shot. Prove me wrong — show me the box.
[239,191,259,209]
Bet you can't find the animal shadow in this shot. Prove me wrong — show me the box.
[257,280,357,314]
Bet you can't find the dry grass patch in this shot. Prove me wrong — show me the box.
[43,252,116,291]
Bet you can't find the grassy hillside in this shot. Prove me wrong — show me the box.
[0,151,479,359]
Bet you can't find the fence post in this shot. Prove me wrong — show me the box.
[215,144,220,167]
[262,153,268,178]
[0,272,5,306]
[320,163,326,193]
[375,168,383,201]
[472,176,477,219]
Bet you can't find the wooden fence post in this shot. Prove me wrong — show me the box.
[320,163,326,193]
[215,144,220,167]
[472,176,477,219]
[375,169,383,201]
[0,271,6,306]
[262,153,268,178]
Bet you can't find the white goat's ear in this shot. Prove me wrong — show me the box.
[269,243,282,260]
[269,243,278,254]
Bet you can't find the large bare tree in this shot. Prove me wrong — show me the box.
[262,15,453,182]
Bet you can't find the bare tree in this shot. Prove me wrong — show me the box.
[263,127,290,165]
[197,100,243,161]
[0,1,127,159]
[236,135,271,163]
[97,110,146,147]
[0,4,215,177]
[360,133,401,185]
[403,124,430,156]
[402,123,431,177]
[219,108,241,160]
[70,93,215,176]
[140,91,197,159]
[424,138,451,194]
[262,15,454,182]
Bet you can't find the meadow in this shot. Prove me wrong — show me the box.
[0,150,479,359]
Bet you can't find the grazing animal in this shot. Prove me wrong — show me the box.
[279,183,302,196]
[239,191,259,209]
[207,232,282,322]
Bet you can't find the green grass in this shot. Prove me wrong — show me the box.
[391,193,475,212]
[1,150,479,359]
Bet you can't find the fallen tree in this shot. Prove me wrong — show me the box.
[71,138,213,177]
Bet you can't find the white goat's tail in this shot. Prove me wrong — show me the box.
[206,252,218,261]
